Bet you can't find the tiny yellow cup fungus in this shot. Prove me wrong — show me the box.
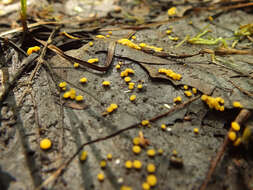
[141,120,149,126]
[183,85,188,90]
[120,185,132,190]
[59,82,67,88]
[201,95,225,111]
[102,81,111,86]
[233,101,243,108]
[194,128,199,134]
[184,91,192,97]
[40,138,52,150]
[146,175,157,187]
[97,173,105,181]
[133,160,142,169]
[80,77,87,84]
[110,103,118,110]
[137,84,143,89]
[142,182,150,190]
[233,137,241,147]
[192,88,197,94]
[132,145,142,154]
[73,63,79,68]
[173,96,182,103]
[63,91,71,99]
[89,41,93,46]
[107,106,114,113]
[228,131,237,141]
[115,64,121,69]
[128,82,135,90]
[133,137,140,145]
[168,7,177,16]
[125,160,133,169]
[100,160,107,168]
[75,95,84,102]
[161,124,166,131]
[27,46,40,55]
[96,35,106,39]
[87,58,99,64]
[158,148,164,155]
[106,34,110,38]
[69,88,76,99]
[231,122,240,131]
[108,31,112,35]
[131,35,136,40]
[118,61,123,65]
[124,77,131,83]
[147,149,156,157]
[130,94,136,101]
[107,153,112,160]
[117,39,141,50]
[166,30,172,35]
[147,163,156,173]
[80,151,87,161]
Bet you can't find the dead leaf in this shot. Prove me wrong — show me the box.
[63,101,88,110]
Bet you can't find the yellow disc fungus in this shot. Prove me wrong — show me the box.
[63,91,71,99]
[193,128,199,134]
[69,88,76,99]
[106,106,114,113]
[233,137,241,147]
[166,30,172,35]
[161,124,166,131]
[59,82,67,88]
[142,182,150,190]
[110,103,118,110]
[146,175,157,187]
[168,7,177,16]
[133,137,140,145]
[102,81,111,86]
[125,160,133,169]
[80,77,87,83]
[73,63,79,68]
[107,153,112,160]
[141,120,149,126]
[117,39,141,50]
[131,35,136,40]
[133,160,142,169]
[116,64,121,69]
[231,122,240,131]
[120,185,132,190]
[108,31,112,35]
[100,160,107,168]
[192,88,197,94]
[40,138,52,150]
[106,34,110,38]
[147,163,156,173]
[184,91,192,97]
[75,95,84,102]
[158,148,164,155]
[80,151,87,161]
[132,145,142,154]
[96,35,106,39]
[228,131,237,141]
[137,84,143,89]
[147,149,156,157]
[183,85,188,90]
[97,173,105,181]
[27,46,40,55]
[173,96,182,103]
[130,95,136,101]
[89,41,93,46]
[87,58,99,64]
[233,101,243,108]
[124,77,131,83]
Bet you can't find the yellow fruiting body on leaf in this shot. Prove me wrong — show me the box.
[142,182,150,190]
[161,124,166,130]
[115,64,121,69]
[228,131,237,141]
[27,46,40,55]
[183,85,188,90]
[80,151,87,161]
[63,91,71,99]
[117,39,141,50]
[130,94,136,101]
[193,128,199,134]
[184,91,192,97]
[231,122,240,131]
[133,137,140,145]
[75,95,84,102]
[107,153,112,160]
[106,103,118,113]
[146,175,157,187]
[121,185,132,190]
[96,35,106,39]
[132,145,142,154]
[158,68,181,80]
[69,88,76,99]
[40,138,52,150]
[168,7,177,16]
[87,58,99,64]
[89,41,93,46]
[131,35,136,40]
[166,30,172,35]
[137,84,143,89]
[139,43,163,52]
[147,149,156,157]
[80,77,87,83]
[233,101,243,108]
[100,160,107,168]
[141,120,150,126]
[59,82,67,88]
[97,173,105,181]
[133,160,142,169]
[192,88,197,94]
[124,76,131,83]
[158,148,164,155]
[111,103,118,109]
[147,163,156,173]
[128,82,135,90]
[201,95,225,111]
[125,160,133,169]
[173,96,182,103]
[102,81,111,86]
[73,63,79,68]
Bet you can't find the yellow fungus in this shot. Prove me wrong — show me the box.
[97,173,105,181]
[107,153,112,160]
[131,35,136,40]
[233,137,241,147]
[73,63,79,68]
[158,68,181,80]
[80,77,87,83]
[166,30,172,35]
[132,145,142,154]
[80,151,87,161]
[102,81,111,86]
[201,95,208,101]
[168,36,179,41]
[208,16,213,21]
[233,101,243,108]
[231,122,240,131]
[184,91,192,97]
[108,31,112,35]
[124,77,131,83]
[106,106,114,113]
[168,7,177,16]
[183,85,188,90]
[146,175,157,187]
[172,150,178,156]
[27,46,40,55]
[147,163,156,173]
[63,91,71,99]
[201,95,225,111]
[117,39,141,50]
[40,138,52,150]
[89,41,93,46]
[137,84,143,89]
[142,182,150,190]
[62,87,66,91]
[69,88,76,99]
[192,88,197,94]
[75,95,84,102]
[158,148,164,155]
[133,160,142,169]
[193,128,199,134]
[115,64,121,69]
[118,61,123,65]
[110,103,118,110]
[125,68,135,74]
[139,43,147,48]
[125,160,133,169]
[106,34,110,38]
[59,82,67,88]
[161,124,166,131]
[120,185,132,190]
[147,149,156,157]
[100,160,107,168]
[133,137,140,145]
[128,82,135,90]
[141,120,149,126]
[130,94,136,101]
[96,35,106,39]
[228,131,237,141]
[139,43,163,52]
[87,58,99,64]
[173,96,182,103]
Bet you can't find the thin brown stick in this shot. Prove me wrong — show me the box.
[36,95,200,189]
[229,80,253,98]
[199,109,251,190]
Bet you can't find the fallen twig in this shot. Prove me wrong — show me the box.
[229,80,253,98]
